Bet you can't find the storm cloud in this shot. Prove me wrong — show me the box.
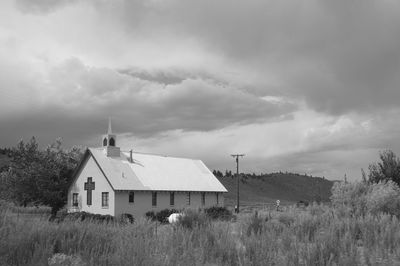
[0,57,295,146]
[1,0,400,180]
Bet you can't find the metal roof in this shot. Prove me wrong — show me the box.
[88,148,228,192]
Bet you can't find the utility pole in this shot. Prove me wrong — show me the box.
[231,154,245,213]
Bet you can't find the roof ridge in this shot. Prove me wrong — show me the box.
[89,147,200,161]
[121,150,199,161]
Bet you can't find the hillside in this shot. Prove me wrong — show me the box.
[218,172,334,208]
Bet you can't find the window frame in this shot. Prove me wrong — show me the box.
[109,137,115,146]
[102,192,109,208]
[170,192,175,206]
[187,192,191,205]
[72,193,78,207]
[152,192,157,207]
[129,191,135,203]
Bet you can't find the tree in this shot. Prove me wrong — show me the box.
[35,138,83,215]
[368,150,400,187]
[3,137,43,206]
[224,170,232,178]
[1,137,83,215]
[212,170,223,178]
[361,168,367,183]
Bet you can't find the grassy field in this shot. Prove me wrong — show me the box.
[2,200,400,266]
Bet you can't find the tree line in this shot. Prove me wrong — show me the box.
[212,170,323,180]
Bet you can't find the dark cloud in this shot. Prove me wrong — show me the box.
[118,68,188,85]
[0,57,296,147]
[92,0,400,115]
[11,0,400,115]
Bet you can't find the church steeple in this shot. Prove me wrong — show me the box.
[102,118,120,157]
[108,117,112,134]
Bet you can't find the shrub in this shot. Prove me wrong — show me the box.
[331,180,400,217]
[204,206,233,220]
[365,181,400,217]
[155,209,178,223]
[296,200,309,207]
[145,211,155,221]
[368,150,400,186]
[145,209,179,223]
[330,181,369,216]
[119,213,135,224]
[177,209,210,229]
[60,212,115,224]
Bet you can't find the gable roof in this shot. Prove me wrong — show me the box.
[84,148,227,192]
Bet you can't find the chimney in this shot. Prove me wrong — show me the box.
[130,149,133,163]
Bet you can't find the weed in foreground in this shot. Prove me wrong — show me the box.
[2,201,400,265]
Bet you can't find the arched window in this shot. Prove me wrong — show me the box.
[109,137,115,146]
[103,138,107,146]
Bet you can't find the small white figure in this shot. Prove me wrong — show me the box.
[168,213,183,224]
[276,200,280,211]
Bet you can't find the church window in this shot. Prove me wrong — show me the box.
[152,192,157,207]
[102,192,109,207]
[103,138,107,146]
[129,191,134,203]
[109,137,115,146]
[201,192,205,206]
[170,192,175,206]
[186,192,191,205]
[72,193,78,207]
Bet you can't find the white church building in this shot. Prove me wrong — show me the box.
[67,122,227,218]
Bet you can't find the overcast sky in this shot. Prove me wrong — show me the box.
[1,0,400,180]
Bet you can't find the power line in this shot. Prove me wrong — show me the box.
[231,154,245,213]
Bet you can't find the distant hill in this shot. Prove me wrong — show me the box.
[217,172,335,208]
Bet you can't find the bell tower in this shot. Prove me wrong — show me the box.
[102,118,120,157]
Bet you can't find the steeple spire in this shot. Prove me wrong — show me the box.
[102,118,120,157]
[108,117,112,134]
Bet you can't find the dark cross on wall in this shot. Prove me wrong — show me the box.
[84,177,95,206]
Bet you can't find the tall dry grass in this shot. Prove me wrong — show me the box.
[2,182,400,265]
